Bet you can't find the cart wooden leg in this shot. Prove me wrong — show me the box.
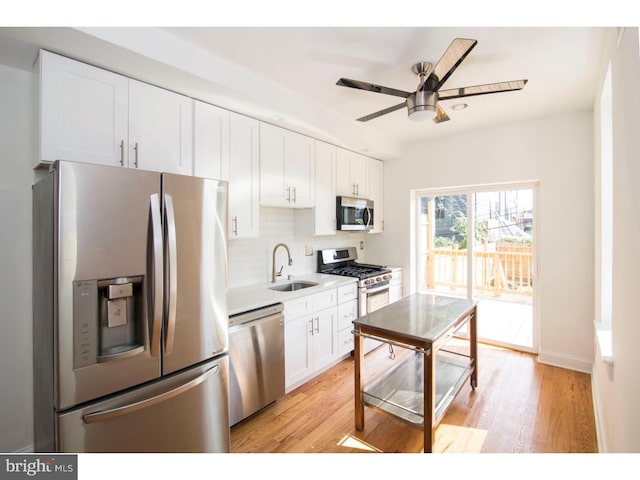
[424,348,435,453]
[354,326,364,431]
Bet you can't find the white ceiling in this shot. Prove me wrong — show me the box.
[0,26,611,160]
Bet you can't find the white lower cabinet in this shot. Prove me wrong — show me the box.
[336,283,358,356]
[284,315,314,388]
[284,288,339,391]
[389,267,403,303]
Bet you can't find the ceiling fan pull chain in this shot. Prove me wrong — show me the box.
[388,343,396,360]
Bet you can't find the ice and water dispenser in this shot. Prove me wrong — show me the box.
[73,276,145,369]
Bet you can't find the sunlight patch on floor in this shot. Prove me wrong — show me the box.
[336,435,381,452]
[435,424,488,453]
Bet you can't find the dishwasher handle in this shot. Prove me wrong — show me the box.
[229,303,284,327]
[229,312,284,333]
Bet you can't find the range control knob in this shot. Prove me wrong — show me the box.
[383,275,391,281]
[376,277,382,282]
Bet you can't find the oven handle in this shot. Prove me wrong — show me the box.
[363,281,390,294]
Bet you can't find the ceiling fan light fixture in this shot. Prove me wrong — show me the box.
[452,103,468,111]
[408,107,437,121]
[407,90,438,121]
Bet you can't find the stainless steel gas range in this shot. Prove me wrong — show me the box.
[318,247,391,353]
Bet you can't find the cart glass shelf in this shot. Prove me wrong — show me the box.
[363,350,473,427]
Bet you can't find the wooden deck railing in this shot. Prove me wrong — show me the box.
[426,243,533,297]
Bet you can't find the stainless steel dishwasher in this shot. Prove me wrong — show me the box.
[228,303,285,426]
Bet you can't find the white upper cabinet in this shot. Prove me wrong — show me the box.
[228,112,260,238]
[368,158,384,233]
[336,148,369,199]
[38,50,193,175]
[193,100,230,180]
[193,104,259,238]
[260,122,315,208]
[294,140,337,236]
[128,80,193,175]
[314,141,337,234]
[39,50,129,167]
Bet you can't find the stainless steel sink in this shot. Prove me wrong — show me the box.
[267,281,319,292]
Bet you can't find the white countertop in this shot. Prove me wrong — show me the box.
[228,273,358,316]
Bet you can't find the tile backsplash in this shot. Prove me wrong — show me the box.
[228,207,369,288]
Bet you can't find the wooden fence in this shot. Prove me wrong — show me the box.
[426,242,533,297]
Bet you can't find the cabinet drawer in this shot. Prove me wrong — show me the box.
[284,296,312,320]
[311,289,337,312]
[337,328,354,356]
[284,288,337,322]
[337,283,358,303]
[337,300,358,331]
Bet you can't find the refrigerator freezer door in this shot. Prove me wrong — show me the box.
[52,161,162,410]
[56,356,230,452]
[161,174,229,375]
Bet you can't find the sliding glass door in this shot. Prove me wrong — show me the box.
[416,184,537,352]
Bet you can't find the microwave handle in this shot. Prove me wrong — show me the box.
[364,207,372,228]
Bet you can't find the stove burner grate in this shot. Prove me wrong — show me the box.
[323,264,390,280]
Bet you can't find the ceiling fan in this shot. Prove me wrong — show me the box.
[336,38,528,124]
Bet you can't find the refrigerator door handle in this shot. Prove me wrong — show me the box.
[81,364,220,424]
[164,193,178,355]
[149,193,163,358]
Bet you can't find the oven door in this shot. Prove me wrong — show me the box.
[360,282,390,316]
[337,196,373,231]
[360,282,389,354]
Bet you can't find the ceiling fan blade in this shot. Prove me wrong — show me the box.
[337,78,411,99]
[356,101,407,122]
[433,105,450,124]
[423,38,478,92]
[438,79,528,101]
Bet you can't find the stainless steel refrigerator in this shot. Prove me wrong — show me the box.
[33,160,230,453]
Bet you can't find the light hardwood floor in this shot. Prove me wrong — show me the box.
[230,341,598,453]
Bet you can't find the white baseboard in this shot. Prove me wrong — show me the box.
[538,349,593,373]
[590,364,608,453]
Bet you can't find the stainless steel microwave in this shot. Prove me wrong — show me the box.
[336,196,374,231]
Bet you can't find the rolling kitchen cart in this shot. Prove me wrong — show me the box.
[353,293,478,453]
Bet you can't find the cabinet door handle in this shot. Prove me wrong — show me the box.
[314,316,320,334]
[287,185,291,202]
[356,183,359,196]
[352,183,356,195]
[119,140,125,166]
[308,318,314,335]
[292,186,297,203]
[232,216,238,236]
[133,142,139,168]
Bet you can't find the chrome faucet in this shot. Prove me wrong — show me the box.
[272,243,293,283]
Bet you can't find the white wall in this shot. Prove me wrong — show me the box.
[228,206,369,288]
[591,27,640,453]
[367,111,595,372]
[0,63,37,452]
